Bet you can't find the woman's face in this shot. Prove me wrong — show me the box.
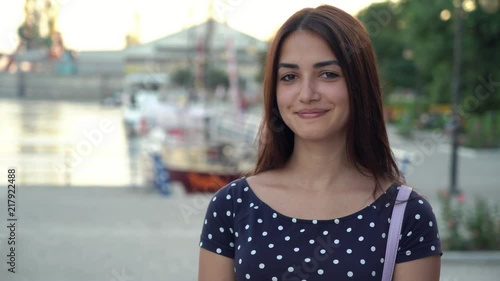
[276,30,350,143]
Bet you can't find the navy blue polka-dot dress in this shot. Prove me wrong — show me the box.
[199,178,442,280]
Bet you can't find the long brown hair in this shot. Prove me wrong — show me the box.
[253,5,402,192]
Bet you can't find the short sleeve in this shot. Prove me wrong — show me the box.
[199,185,236,259]
[396,194,442,263]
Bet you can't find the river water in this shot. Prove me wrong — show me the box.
[0,98,141,187]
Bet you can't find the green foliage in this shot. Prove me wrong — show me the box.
[171,68,194,88]
[358,0,500,114]
[438,190,500,250]
[357,2,418,94]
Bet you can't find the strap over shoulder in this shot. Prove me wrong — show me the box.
[381,185,412,281]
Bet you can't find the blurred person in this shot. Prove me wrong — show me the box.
[198,5,441,281]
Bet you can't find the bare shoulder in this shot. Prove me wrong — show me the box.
[246,169,286,192]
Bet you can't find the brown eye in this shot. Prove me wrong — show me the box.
[320,72,339,79]
[280,74,297,81]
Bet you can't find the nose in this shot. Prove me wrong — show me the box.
[298,77,319,103]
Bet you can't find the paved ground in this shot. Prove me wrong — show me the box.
[0,185,499,281]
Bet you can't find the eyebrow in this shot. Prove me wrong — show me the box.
[278,60,340,69]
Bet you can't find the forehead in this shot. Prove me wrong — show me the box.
[278,30,338,62]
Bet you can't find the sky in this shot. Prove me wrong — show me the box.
[0,0,385,54]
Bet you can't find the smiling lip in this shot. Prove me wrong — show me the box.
[296,109,329,119]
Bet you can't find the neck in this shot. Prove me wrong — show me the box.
[283,135,363,192]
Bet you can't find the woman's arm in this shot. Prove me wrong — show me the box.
[198,248,236,281]
[393,254,441,281]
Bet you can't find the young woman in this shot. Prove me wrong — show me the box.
[198,5,441,281]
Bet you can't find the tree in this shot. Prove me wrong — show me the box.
[357,2,419,95]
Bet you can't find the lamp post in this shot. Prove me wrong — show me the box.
[450,0,463,195]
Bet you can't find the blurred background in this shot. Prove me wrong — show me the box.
[0,0,499,280]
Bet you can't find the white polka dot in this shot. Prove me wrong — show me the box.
[251,250,256,255]
[309,239,315,244]
[305,258,311,263]
[300,229,306,233]
[360,259,366,265]
[208,234,212,239]
[358,236,364,241]
[239,259,242,264]
[371,246,376,252]
[415,214,421,220]
[245,224,250,230]
[254,206,259,209]
[199,242,203,246]
[268,244,274,248]
[334,239,340,244]
[429,221,434,227]
[226,194,231,200]
[226,211,231,216]
[278,225,283,231]
[237,198,242,203]
[407,231,413,237]
[245,273,250,279]
[318,269,324,275]
[370,222,375,227]
[380,258,385,263]
[213,212,217,217]
[272,278,277,281]
[257,218,263,223]
[292,218,297,223]
[244,186,249,191]
[230,242,234,247]
[219,227,225,233]
[333,259,339,264]
[272,213,277,218]
[347,271,354,277]
[437,233,440,239]
[357,215,363,219]
[431,246,436,251]
[418,199,424,204]
[312,220,318,224]
[320,249,326,254]
[262,231,268,236]
[406,250,412,256]
[248,237,252,242]
[277,255,282,260]
[285,236,290,241]
[216,248,222,254]
[235,232,239,237]
[238,245,241,250]
[250,203,254,208]
[259,263,265,269]
[334,218,340,224]
[231,182,236,186]
[288,267,294,272]
[204,219,207,225]
[382,233,386,239]
[323,230,328,235]
[388,218,391,223]
[385,203,391,207]
[419,236,424,242]
[347,227,352,232]
[294,247,300,252]
[347,249,352,254]
[372,271,376,276]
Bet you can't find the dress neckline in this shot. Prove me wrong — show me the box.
[240,177,398,225]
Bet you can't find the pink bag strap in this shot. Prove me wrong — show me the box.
[381,185,412,281]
